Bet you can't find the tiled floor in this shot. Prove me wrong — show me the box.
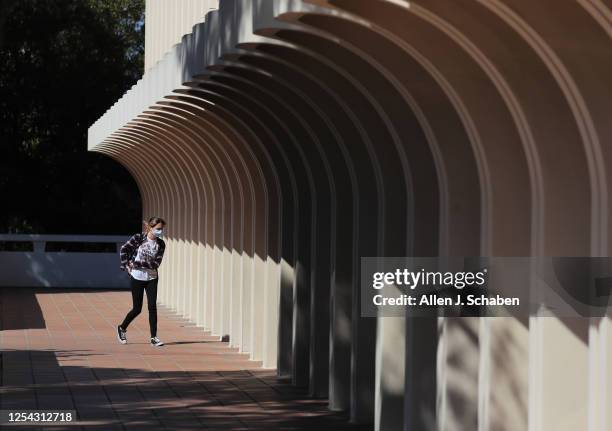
[0,287,370,430]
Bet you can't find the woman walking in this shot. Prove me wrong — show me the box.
[116,216,167,347]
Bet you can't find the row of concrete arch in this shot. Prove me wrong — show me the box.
[89,1,612,429]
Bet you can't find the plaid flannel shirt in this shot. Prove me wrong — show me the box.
[119,232,166,271]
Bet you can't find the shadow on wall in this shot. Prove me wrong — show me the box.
[0,236,131,289]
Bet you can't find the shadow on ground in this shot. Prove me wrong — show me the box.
[0,287,372,430]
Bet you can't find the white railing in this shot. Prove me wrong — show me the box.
[0,234,132,288]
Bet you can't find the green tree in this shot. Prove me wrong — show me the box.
[0,0,145,234]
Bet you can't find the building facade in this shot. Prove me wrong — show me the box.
[88,1,612,430]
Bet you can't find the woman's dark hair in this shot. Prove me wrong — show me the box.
[143,216,166,234]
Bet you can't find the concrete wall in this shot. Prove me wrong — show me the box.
[88,1,612,430]
[0,234,131,288]
[144,0,218,72]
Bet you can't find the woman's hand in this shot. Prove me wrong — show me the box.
[127,262,134,274]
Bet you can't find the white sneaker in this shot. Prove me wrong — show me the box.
[150,336,164,347]
[117,325,127,344]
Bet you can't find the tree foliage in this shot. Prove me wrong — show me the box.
[0,0,145,234]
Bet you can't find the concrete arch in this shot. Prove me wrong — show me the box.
[186,73,339,396]
[218,44,390,421]
[87,1,612,430]
[145,105,244,332]
[182,80,320,383]
[105,127,201,323]
[198,59,360,405]
[143,95,269,348]
[141,99,280,365]
[224,39,436,426]
[129,115,229,332]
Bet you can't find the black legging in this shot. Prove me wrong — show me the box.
[120,275,159,337]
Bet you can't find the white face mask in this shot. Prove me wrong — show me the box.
[152,228,163,238]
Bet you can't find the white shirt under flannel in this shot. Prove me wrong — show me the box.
[119,232,166,280]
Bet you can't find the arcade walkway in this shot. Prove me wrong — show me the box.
[86,1,612,429]
[0,287,368,430]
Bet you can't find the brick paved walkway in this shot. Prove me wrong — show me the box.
[0,287,370,430]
